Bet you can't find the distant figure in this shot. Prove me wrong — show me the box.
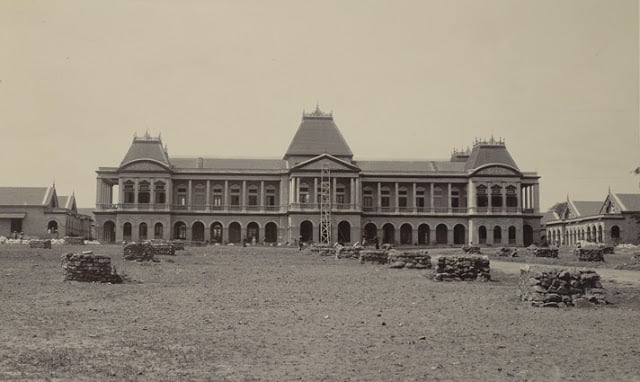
[361,236,366,246]
[19,232,23,241]
[374,236,380,250]
[251,236,256,246]
[12,231,17,239]
[298,235,304,251]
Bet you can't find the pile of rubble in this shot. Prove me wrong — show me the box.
[61,251,122,283]
[170,241,185,250]
[600,245,615,255]
[335,244,362,259]
[308,245,335,256]
[28,239,51,249]
[519,265,607,307]
[496,247,518,257]
[462,246,481,254]
[123,243,158,262]
[148,241,176,256]
[533,247,559,258]
[387,249,431,269]
[574,248,605,262]
[359,250,389,264]
[434,256,491,281]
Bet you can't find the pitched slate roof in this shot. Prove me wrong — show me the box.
[120,136,170,167]
[571,201,602,217]
[58,196,69,209]
[464,141,519,171]
[284,108,353,159]
[541,210,558,225]
[0,187,50,206]
[355,160,466,174]
[171,157,286,171]
[614,193,640,212]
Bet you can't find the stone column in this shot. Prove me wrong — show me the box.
[467,180,475,214]
[447,183,452,212]
[206,180,211,211]
[377,182,382,212]
[412,182,417,212]
[333,178,337,205]
[187,180,192,210]
[134,179,139,205]
[166,179,173,208]
[314,177,318,205]
[150,178,156,205]
[395,182,399,213]
[533,184,540,213]
[430,183,434,212]
[96,178,102,207]
[355,178,360,208]
[350,178,355,208]
[224,180,229,211]
[242,180,247,212]
[260,180,265,210]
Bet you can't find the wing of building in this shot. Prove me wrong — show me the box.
[543,192,640,246]
[95,107,541,246]
[0,186,93,239]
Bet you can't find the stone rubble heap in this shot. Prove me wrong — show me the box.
[335,245,362,259]
[462,246,481,254]
[574,248,605,262]
[496,247,518,257]
[519,265,606,307]
[533,247,559,258]
[123,243,158,262]
[61,251,122,283]
[600,246,615,255]
[148,241,176,256]
[29,239,51,249]
[359,250,389,264]
[434,256,491,281]
[308,244,335,257]
[171,240,185,251]
[387,249,432,269]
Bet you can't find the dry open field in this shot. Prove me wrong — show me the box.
[1,244,640,381]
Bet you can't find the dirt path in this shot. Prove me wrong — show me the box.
[490,259,640,286]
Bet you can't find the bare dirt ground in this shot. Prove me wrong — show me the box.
[1,244,640,381]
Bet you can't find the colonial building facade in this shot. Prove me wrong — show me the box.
[0,186,93,239]
[543,191,640,246]
[94,108,541,246]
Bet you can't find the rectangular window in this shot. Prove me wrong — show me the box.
[363,196,373,208]
[213,195,222,207]
[231,195,240,206]
[266,195,276,206]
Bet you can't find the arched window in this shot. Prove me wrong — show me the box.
[400,223,412,245]
[418,224,430,245]
[192,222,205,242]
[435,224,447,244]
[123,222,132,241]
[210,222,223,243]
[154,222,163,239]
[382,223,395,244]
[453,224,465,245]
[139,222,148,241]
[508,226,516,244]
[300,221,313,242]
[364,223,377,241]
[611,226,620,240]
[228,222,242,243]
[247,222,259,242]
[338,221,351,244]
[265,222,278,243]
[478,226,487,244]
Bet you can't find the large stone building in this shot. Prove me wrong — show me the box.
[543,191,640,246]
[94,108,541,246]
[0,186,93,239]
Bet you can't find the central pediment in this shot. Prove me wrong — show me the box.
[290,154,360,173]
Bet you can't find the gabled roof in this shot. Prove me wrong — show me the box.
[57,194,77,212]
[284,107,353,159]
[0,187,51,206]
[569,200,602,218]
[355,160,466,174]
[613,193,640,212]
[464,139,519,171]
[291,154,360,172]
[120,135,171,168]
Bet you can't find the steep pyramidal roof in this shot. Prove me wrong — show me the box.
[120,133,171,167]
[284,106,353,159]
[464,137,519,171]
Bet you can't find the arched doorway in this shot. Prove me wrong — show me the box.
[364,223,377,241]
[247,222,259,243]
[103,221,115,243]
[435,224,447,244]
[123,222,132,242]
[382,223,395,244]
[300,220,313,243]
[47,220,58,233]
[173,222,186,240]
[228,222,241,244]
[478,226,487,245]
[493,226,502,244]
[154,222,163,239]
[265,222,278,243]
[611,226,620,242]
[453,224,465,245]
[523,225,534,247]
[139,222,148,241]
[210,222,223,244]
[418,224,430,245]
[192,222,205,242]
[337,221,351,244]
[400,223,412,245]
[508,226,516,245]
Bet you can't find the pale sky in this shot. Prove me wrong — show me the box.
[0,0,637,210]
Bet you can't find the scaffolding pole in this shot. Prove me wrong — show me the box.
[320,164,331,245]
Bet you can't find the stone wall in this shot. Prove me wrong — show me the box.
[434,256,490,281]
[64,236,85,245]
[574,248,605,262]
[29,239,51,249]
[600,246,615,255]
[533,247,558,258]
[387,250,431,269]
[61,252,122,283]
[519,265,606,307]
[359,250,388,264]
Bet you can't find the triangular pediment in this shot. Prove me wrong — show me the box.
[120,160,171,173]
[291,154,360,172]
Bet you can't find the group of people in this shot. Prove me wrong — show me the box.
[296,235,381,250]
[10,231,24,240]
